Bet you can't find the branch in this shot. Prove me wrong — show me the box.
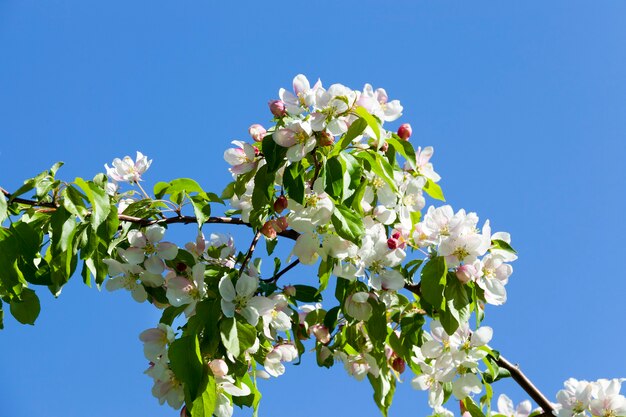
[2,185,555,413]
[494,354,555,415]
[239,231,262,276]
[261,259,300,283]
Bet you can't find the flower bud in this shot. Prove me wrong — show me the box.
[260,221,277,239]
[391,231,402,240]
[209,359,229,377]
[380,142,389,152]
[248,124,267,142]
[318,131,335,147]
[397,123,412,140]
[268,100,287,117]
[391,356,406,373]
[387,237,399,250]
[455,264,477,284]
[273,195,288,213]
[283,285,296,297]
[275,216,289,232]
[310,324,331,344]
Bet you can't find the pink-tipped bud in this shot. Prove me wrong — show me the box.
[455,264,477,284]
[268,100,287,117]
[273,195,288,213]
[391,356,406,373]
[260,221,277,239]
[391,231,401,240]
[249,124,267,142]
[397,123,412,140]
[387,237,399,250]
[275,216,289,232]
[253,147,260,156]
[283,285,296,297]
[310,324,331,344]
[209,359,228,377]
[318,131,335,147]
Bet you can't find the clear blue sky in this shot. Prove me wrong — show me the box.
[1,1,625,416]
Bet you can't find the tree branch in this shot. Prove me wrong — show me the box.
[494,354,555,414]
[261,259,300,283]
[1,185,556,413]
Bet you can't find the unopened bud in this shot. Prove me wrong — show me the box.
[273,195,288,213]
[260,221,277,239]
[275,216,288,232]
[318,131,335,147]
[455,264,476,284]
[310,324,331,344]
[249,124,267,142]
[397,123,412,140]
[283,285,296,297]
[391,356,406,373]
[268,100,287,117]
[253,147,260,156]
[391,231,401,240]
[387,237,399,250]
[209,359,228,377]
[380,142,389,152]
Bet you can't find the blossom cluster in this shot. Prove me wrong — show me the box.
[554,378,626,417]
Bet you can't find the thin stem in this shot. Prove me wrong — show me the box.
[261,259,300,283]
[494,354,554,414]
[134,181,152,200]
[1,184,557,413]
[239,231,262,276]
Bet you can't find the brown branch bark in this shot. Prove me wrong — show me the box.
[2,185,555,413]
[261,259,300,283]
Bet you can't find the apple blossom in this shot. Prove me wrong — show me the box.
[224,140,258,175]
[248,124,266,142]
[264,343,299,377]
[139,324,175,362]
[105,151,152,183]
[497,394,533,417]
[218,273,274,326]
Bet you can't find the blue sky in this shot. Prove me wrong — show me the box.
[1,1,625,416]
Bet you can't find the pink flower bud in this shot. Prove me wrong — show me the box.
[387,237,399,250]
[248,124,267,142]
[310,324,331,344]
[209,359,228,377]
[273,195,288,213]
[391,231,401,240]
[268,100,287,117]
[391,356,406,373]
[318,131,334,147]
[283,285,296,297]
[275,216,289,232]
[455,264,477,284]
[260,221,277,239]
[397,123,412,140]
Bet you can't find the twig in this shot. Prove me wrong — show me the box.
[494,354,555,415]
[239,231,262,276]
[1,184,557,413]
[261,259,300,283]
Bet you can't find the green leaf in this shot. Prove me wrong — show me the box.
[292,285,323,302]
[283,162,305,204]
[190,195,211,228]
[220,317,240,358]
[366,299,388,345]
[387,137,417,170]
[331,205,365,245]
[340,153,362,202]
[324,157,344,200]
[160,305,187,326]
[355,106,381,140]
[317,258,333,294]
[367,373,395,417]
[440,273,471,335]
[251,165,275,211]
[463,397,487,417]
[420,256,447,308]
[62,186,88,219]
[236,321,257,353]
[9,288,40,325]
[74,177,111,229]
[324,306,340,331]
[332,118,368,156]
[491,239,517,254]
[424,179,445,201]
[190,376,217,417]
[168,336,204,402]
[0,193,7,224]
[355,151,398,193]
[262,134,287,173]
[153,181,171,199]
